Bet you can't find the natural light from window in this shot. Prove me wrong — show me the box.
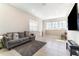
[46,21,67,30]
[29,19,38,31]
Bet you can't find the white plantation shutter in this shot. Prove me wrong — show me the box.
[29,19,38,31]
[46,21,67,30]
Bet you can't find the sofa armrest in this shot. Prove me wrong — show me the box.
[2,36,11,48]
[29,34,35,40]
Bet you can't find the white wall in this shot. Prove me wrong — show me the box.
[67,30,79,45]
[0,4,42,35]
[0,4,29,35]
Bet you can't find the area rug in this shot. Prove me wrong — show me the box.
[14,40,46,56]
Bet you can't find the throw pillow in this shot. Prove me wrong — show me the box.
[13,33,19,40]
[6,33,13,40]
[18,32,25,38]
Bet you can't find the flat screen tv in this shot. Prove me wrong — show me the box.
[68,3,78,30]
[77,14,79,30]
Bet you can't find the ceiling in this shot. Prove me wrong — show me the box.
[10,3,74,20]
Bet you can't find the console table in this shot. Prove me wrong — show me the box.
[66,40,79,56]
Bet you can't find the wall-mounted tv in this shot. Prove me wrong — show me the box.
[68,3,78,30]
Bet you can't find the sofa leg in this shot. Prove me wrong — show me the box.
[8,48,11,50]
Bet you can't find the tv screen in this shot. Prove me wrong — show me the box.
[68,3,78,30]
[77,14,79,30]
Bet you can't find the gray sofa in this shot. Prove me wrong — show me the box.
[2,31,35,50]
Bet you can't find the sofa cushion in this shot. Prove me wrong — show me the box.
[8,37,30,46]
[18,32,25,38]
[24,31,29,37]
[8,40,20,45]
[6,33,13,40]
[20,37,29,40]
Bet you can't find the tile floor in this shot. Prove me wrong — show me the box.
[34,35,70,56]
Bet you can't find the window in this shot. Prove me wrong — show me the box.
[29,19,38,31]
[46,21,67,30]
